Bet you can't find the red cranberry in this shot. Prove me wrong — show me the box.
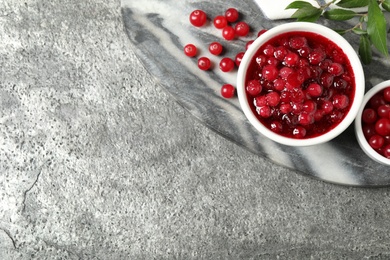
[189,10,207,27]
[274,46,288,61]
[267,57,279,66]
[297,66,311,80]
[256,55,267,67]
[291,89,305,104]
[246,40,254,50]
[377,104,390,118]
[375,118,390,136]
[298,112,314,126]
[235,52,245,67]
[213,15,227,29]
[292,126,307,138]
[262,65,279,81]
[302,100,317,114]
[225,8,239,23]
[221,84,235,98]
[369,93,386,109]
[289,36,307,49]
[209,42,223,56]
[273,79,285,91]
[266,91,280,107]
[307,83,323,97]
[270,121,283,133]
[246,80,262,96]
[331,49,345,63]
[383,144,390,158]
[280,91,291,103]
[314,109,325,121]
[333,78,348,90]
[219,57,235,72]
[279,67,293,79]
[320,73,334,88]
[292,102,303,115]
[263,44,275,57]
[321,100,334,114]
[258,105,272,118]
[328,63,344,76]
[363,124,376,139]
[310,66,322,79]
[369,134,385,149]
[286,72,304,89]
[235,22,250,37]
[332,94,349,110]
[298,58,309,67]
[298,47,310,58]
[329,110,344,123]
[198,57,211,70]
[222,26,236,40]
[308,49,326,65]
[362,108,378,124]
[257,29,267,37]
[255,95,267,107]
[284,53,299,67]
[320,59,332,70]
[280,103,292,114]
[384,87,390,102]
[184,44,197,57]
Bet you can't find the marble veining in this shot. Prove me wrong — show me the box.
[121,0,390,186]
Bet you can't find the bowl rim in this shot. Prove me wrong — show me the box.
[354,80,390,165]
[237,22,365,146]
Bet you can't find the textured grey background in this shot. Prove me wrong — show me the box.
[1,0,390,259]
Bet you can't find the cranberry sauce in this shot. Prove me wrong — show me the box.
[245,31,356,139]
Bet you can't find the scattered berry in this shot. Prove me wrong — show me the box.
[235,52,245,67]
[209,42,223,56]
[189,10,207,27]
[213,15,227,29]
[257,29,267,37]
[219,57,235,72]
[225,8,239,23]
[184,44,197,57]
[235,21,250,37]
[222,26,236,40]
[246,40,254,50]
[198,57,211,70]
[221,84,235,98]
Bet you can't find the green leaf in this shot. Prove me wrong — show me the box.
[352,28,367,35]
[334,29,347,35]
[285,1,315,9]
[359,34,372,64]
[367,0,388,56]
[291,6,322,21]
[382,0,390,12]
[323,9,356,21]
[336,0,369,8]
[296,10,322,22]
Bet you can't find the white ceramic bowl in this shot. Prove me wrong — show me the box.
[355,80,390,165]
[237,22,365,146]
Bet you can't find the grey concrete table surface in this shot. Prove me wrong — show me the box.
[1,0,390,259]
